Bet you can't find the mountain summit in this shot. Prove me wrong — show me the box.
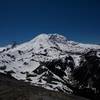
[31,33,68,44]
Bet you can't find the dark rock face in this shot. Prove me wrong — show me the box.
[0,73,88,100]
[72,50,100,100]
[39,55,74,78]
[31,55,75,92]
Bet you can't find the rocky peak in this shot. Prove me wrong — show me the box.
[48,34,68,44]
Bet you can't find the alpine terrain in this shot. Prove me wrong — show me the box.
[0,33,100,100]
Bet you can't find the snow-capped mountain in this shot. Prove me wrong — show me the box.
[0,33,100,93]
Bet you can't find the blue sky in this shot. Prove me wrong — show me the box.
[0,0,100,46]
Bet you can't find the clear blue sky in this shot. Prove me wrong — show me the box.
[0,0,100,46]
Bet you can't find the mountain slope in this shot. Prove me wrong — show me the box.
[0,33,100,93]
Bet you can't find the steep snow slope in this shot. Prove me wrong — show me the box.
[0,33,100,92]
